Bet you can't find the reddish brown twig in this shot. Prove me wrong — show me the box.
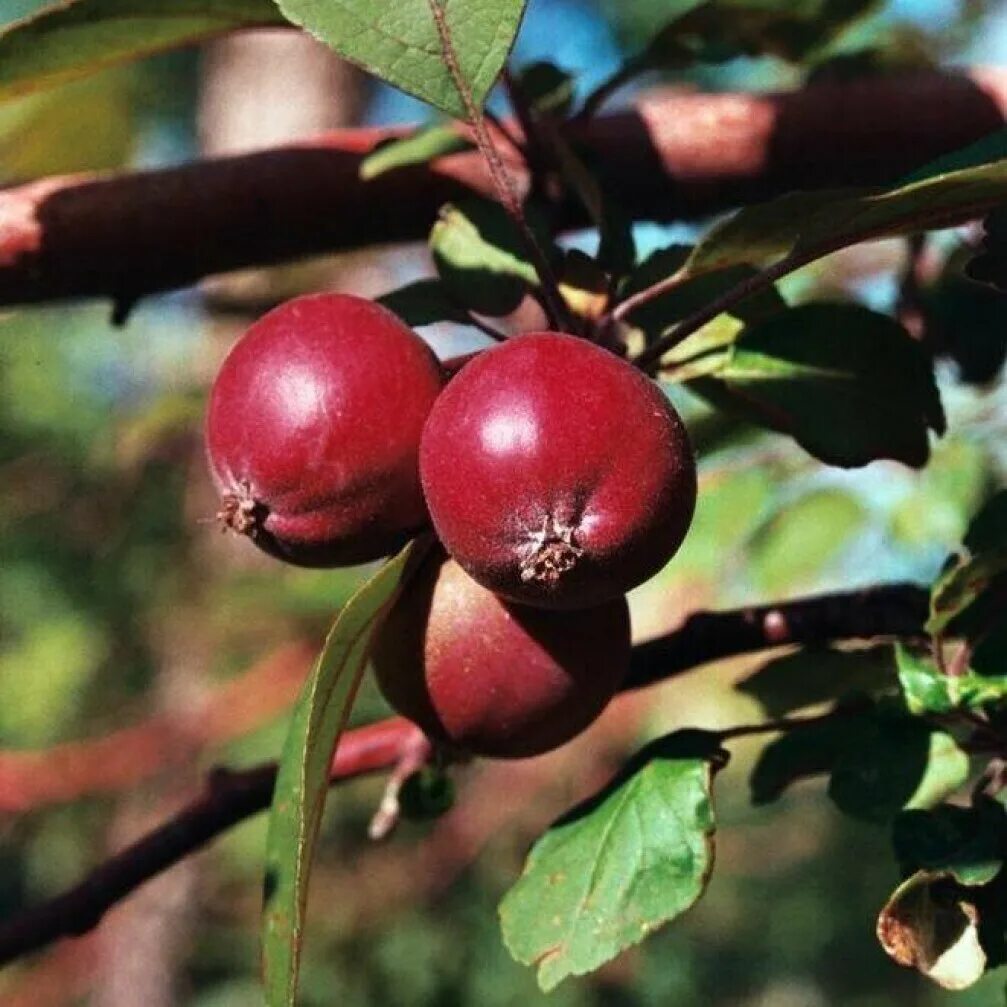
[2,71,1006,307]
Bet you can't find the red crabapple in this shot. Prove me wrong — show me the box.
[372,551,630,758]
[419,332,696,609]
[205,293,444,566]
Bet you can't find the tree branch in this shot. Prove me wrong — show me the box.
[0,582,928,965]
[623,581,928,690]
[1,70,1005,307]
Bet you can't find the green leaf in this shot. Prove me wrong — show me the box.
[923,493,1007,686]
[924,247,1007,386]
[694,304,944,468]
[623,256,787,353]
[0,67,136,179]
[896,644,1007,716]
[903,129,1007,185]
[359,124,473,181]
[749,706,869,804]
[273,0,527,120]
[877,870,987,990]
[500,731,725,991]
[829,714,970,825]
[376,279,469,327]
[647,0,879,68]
[262,539,429,1006]
[894,803,1006,888]
[0,0,285,102]
[431,198,544,316]
[928,560,1007,683]
[738,645,896,718]
[686,155,1007,282]
[929,552,1007,638]
[747,488,865,594]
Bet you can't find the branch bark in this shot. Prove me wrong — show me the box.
[1,70,1005,307]
[0,582,928,965]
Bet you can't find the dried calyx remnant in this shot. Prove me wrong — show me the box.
[520,514,585,585]
[217,482,267,537]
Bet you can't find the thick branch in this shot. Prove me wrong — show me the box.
[1,70,1006,306]
[0,582,928,965]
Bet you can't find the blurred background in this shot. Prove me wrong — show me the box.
[3,0,1007,1003]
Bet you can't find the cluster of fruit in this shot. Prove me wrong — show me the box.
[205,294,697,758]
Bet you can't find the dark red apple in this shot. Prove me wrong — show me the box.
[205,293,444,566]
[372,551,630,758]
[419,332,696,608]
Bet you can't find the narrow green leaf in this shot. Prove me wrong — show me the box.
[686,156,1007,282]
[903,128,1007,185]
[431,198,543,316]
[360,124,473,181]
[273,0,527,120]
[262,539,429,1006]
[694,304,944,468]
[0,0,285,102]
[500,731,725,991]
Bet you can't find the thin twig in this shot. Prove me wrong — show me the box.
[628,255,800,373]
[426,1,573,332]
